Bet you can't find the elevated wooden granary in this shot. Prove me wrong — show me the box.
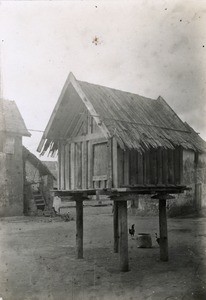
[37,73,206,272]
[38,72,205,190]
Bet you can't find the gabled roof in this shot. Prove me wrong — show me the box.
[37,72,206,154]
[23,146,55,178]
[0,99,31,136]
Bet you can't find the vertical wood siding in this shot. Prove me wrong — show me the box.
[157,148,163,184]
[70,143,75,189]
[58,138,183,190]
[117,146,124,187]
[75,142,82,189]
[123,150,129,185]
[82,141,87,189]
[58,142,61,189]
[87,141,93,189]
[60,143,65,189]
[65,143,70,189]
[59,137,109,190]
[117,147,183,187]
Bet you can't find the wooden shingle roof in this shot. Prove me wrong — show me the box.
[0,99,30,136]
[37,73,206,154]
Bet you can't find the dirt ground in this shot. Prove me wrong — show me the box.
[0,206,206,300]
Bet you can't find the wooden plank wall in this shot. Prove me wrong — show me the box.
[65,144,70,189]
[60,143,65,189]
[117,146,183,187]
[59,137,109,190]
[58,115,110,190]
[59,137,183,190]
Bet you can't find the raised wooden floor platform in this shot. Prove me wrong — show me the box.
[53,184,189,197]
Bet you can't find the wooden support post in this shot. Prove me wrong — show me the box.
[113,201,119,253]
[76,200,83,259]
[118,201,129,272]
[159,199,168,261]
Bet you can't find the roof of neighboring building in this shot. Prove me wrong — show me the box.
[41,161,58,180]
[23,146,55,179]
[0,99,31,136]
[183,122,206,151]
[37,72,206,154]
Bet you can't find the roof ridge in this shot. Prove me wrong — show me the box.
[78,80,156,102]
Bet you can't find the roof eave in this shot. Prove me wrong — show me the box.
[0,129,31,137]
[37,72,111,154]
[37,72,76,153]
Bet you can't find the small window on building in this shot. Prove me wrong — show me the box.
[3,136,15,154]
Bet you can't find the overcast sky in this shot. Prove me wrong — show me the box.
[1,0,206,160]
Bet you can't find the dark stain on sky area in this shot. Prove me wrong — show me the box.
[92,36,100,45]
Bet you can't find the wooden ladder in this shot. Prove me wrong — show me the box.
[32,190,46,211]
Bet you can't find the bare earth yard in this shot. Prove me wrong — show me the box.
[0,206,206,300]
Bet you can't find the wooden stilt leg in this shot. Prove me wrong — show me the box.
[113,201,119,253]
[118,201,129,272]
[159,199,168,261]
[76,200,83,259]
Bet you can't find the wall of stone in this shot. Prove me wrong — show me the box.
[25,160,41,190]
[195,152,206,208]
[41,175,54,210]
[0,136,24,217]
[24,160,54,214]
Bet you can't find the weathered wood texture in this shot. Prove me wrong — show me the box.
[117,146,183,187]
[75,142,82,189]
[58,141,62,189]
[118,201,129,272]
[58,130,183,190]
[194,152,202,211]
[60,135,109,190]
[113,201,119,253]
[60,143,65,189]
[39,75,206,155]
[65,143,70,189]
[76,200,83,259]
[159,199,168,261]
